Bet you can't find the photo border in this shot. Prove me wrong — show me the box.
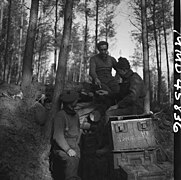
[174,0,181,179]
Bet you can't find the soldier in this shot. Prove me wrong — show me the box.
[99,57,146,117]
[80,109,111,180]
[50,90,81,180]
[89,41,120,94]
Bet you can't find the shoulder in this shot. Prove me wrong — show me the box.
[75,113,79,118]
[54,110,65,122]
[108,55,117,63]
[132,72,142,79]
[107,55,116,60]
[130,72,144,84]
[56,110,65,116]
[90,54,99,61]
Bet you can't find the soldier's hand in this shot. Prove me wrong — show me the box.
[67,149,77,157]
[95,78,102,88]
[107,104,118,111]
[96,90,109,96]
[81,121,91,130]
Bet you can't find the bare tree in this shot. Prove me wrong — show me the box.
[151,0,161,105]
[0,0,5,35]
[83,0,89,81]
[16,0,25,84]
[141,0,150,113]
[95,0,99,53]
[79,41,84,82]
[21,0,39,91]
[3,0,12,82]
[36,33,44,79]
[162,0,171,104]
[54,0,58,75]
[45,0,74,138]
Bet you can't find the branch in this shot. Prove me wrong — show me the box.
[23,3,30,10]
[129,19,142,32]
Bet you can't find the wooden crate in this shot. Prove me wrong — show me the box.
[110,116,157,151]
[113,149,157,169]
[108,115,173,179]
[117,162,173,180]
[111,150,173,179]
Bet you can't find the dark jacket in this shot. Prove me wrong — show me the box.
[116,69,146,115]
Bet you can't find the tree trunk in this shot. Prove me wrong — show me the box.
[163,27,171,103]
[105,0,108,42]
[159,30,162,69]
[152,0,161,105]
[3,0,12,82]
[159,29,162,78]
[7,51,14,84]
[73,63,76,82]
[54,0,58,75]
[141,0,150,113]
[162,0,171,104]
[79,42,85,82]
[39,51,44,82]
[21,0,39,91]
[0,0,5,35]
[158,30,162,102]
[37,33,43,80]
[83,0,88,81]
[45,0,74,139]
[95,0,99,53]
[16,0,24,84]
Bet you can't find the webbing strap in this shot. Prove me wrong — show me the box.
[62,110,69,132]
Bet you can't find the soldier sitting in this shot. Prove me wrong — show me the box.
[98,57,146,117]
[50,90,81,180]
[89,41,120,94]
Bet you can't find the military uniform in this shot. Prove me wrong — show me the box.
[107,69,146,116]
[89,54,119,94]
[79,110,111,180]
[50,91,81,180]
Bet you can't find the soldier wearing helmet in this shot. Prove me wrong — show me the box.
[50,90,81,180]
[99,57,146,117]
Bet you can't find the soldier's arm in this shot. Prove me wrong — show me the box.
[53,111,70,152]
[89,57,98,81]
[112,57,118,70]
[117,75,143,108]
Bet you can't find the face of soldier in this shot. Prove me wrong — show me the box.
[68,99,78,110]
[117,68,127,78]
[98,45,108,60]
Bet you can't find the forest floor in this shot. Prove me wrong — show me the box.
[0,82,174,180]
[0,82,52,180]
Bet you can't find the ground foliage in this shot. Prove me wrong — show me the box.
[0,83,174,180]
[153,105,174,164]
[0,83,52,180]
